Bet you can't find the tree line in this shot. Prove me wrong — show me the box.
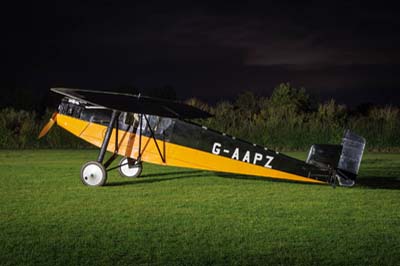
[188,83,399,151]
[1,83,399,151]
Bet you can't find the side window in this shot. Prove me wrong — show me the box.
[135,115,175,140]
[138,115,159,133]
[118,112,138,132]
[156,118,174,136]
[80,109,111,125]
[124,113,137,126]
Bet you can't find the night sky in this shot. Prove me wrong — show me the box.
[3,1,400,106]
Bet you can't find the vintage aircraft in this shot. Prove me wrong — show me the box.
[39,88,366,187]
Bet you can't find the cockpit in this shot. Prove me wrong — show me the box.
[57,97,175,139]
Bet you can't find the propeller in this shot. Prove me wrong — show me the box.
[38,112,58,139]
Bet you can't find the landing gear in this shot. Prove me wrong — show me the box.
[118,157,143,178]
[81,161,107,186]
[80,110,118,187]
[79,111,162,186]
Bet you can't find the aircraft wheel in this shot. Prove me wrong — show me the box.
[118,157,142,178]
[80,161,107,186]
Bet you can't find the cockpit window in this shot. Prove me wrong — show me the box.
[58,97,112,126]
[124,113,137,126]
[80,109,112,126]
[58,97,175,138]
[137,115,175,140]
[117,112,138,132]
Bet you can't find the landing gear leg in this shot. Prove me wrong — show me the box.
[80,110,118,186]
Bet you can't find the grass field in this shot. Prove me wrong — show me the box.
[0,150,399,265]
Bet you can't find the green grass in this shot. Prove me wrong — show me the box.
[0,150,399,266]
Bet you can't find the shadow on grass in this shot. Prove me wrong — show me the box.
[219,173,400,190]
[140,170,203,178]
[356,176,400,190]
[215,172,327,187]
[109,170,327,187]
[109,169,400,190]
[107,170,209,187]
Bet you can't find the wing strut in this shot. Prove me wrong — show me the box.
[136,114,166,164]
[143,114,166,163]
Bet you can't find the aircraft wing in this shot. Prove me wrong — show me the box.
[51,88,211,119]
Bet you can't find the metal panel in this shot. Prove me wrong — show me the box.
[338,130,366,175]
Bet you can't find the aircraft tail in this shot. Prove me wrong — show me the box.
[306,130,366,187]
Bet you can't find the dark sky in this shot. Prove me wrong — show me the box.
[3,1,400,106]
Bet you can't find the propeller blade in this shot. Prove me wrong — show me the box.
[38,112,58,139]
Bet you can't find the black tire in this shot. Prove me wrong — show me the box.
[118,157,143,178]
[80,161,107,186]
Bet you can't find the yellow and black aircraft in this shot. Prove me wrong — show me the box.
[39,88,366,187]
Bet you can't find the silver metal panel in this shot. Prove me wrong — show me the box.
[338,130,366,174]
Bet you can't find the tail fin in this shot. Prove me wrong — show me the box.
[336,130,366,187]
[306,130,366,187]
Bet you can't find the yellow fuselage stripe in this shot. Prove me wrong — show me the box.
[56,114,325,184]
